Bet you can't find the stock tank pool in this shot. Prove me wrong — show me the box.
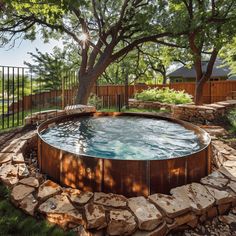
[37,112,211,197]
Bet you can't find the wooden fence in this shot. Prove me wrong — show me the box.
[8,80,236,113]
[95,80,236,104]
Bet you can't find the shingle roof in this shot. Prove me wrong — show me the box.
[168,60,232,79]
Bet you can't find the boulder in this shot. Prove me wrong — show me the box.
[65,105,96,115]
[167,212,197,230]
[84,203,107,230]
[205,186,234,205]
[11,184,35,204]
[19,177,39,188]
[200,171,229,189]
[132,222,167,236]
[0,163,19,186]
[218,214,236,225]
[223,160,236,168]
[219,166,236,182]
[0,152,13,165]
[107,210,137,236]
[128,196,163,231]
[20,130,37,140]
[0,163,18,177]
[17,163,29,178]
[170,183,215,214]
[94,192,127,208]
[228,181,236,194]
[37,180,61,201]
[64,188,93,205]
[19,193,38,216]
[38,194,83,229]
[1,139,27,153]
[12,153,25,164]
[149,193,190,218]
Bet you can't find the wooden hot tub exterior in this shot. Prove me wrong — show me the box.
[37,112,211,197]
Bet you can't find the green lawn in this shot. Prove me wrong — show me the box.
[0,104,8,114]
[0,106,61,131]
[99,107,171,113]
[0,184,76,236]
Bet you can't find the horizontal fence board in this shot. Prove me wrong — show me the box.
[4,81,236,114]
[95,81,236,104]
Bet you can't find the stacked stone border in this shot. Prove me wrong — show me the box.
[129,99,236,124]
[0,115,236,235]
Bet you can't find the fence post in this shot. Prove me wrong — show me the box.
[117,94,121,112]
[124,73,129,109]
[210,81,212,104]
[62,75,65,109]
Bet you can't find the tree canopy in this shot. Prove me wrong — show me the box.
[24,47,79,91]
[1,0,236,104]
[157,0,236,103]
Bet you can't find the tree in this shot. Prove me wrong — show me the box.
[99,47,161,85]
[220,37,236,77]
[0,0,182,104]
[157,0,236,104]
[24,47,80,91]
[2,1,236,105]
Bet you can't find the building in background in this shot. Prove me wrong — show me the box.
[168,60,236,83]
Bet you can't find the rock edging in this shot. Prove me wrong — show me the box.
[0,130,236,235]
[129,99,236,124]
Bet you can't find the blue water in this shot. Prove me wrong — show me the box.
[40,116,202,160]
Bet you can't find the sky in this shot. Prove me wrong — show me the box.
[0,38,62,67]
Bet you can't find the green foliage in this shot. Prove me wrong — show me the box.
[0,184,76,236]
[88,93,102,109]
[101,44,191,85]
[24,47,79,91]
[2,0,236,105]
[135,87,192,104]
[220,37,236,77]
[0,75,31,98]
[227,109,236,132]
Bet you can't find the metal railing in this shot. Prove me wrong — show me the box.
[0,65,78,130]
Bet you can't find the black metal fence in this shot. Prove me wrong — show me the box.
[0,65,126,131]
[0,65,78,130]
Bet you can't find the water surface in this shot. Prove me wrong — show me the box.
[40,116,202,160]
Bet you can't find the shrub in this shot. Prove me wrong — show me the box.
[227,109,236,132]
[88,93,102,109]
[135,87,192,104]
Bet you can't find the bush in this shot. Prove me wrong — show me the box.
[227,109,236,132]
[88,93,102,109]
[135,87,192,104]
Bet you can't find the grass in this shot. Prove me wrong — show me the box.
[227,109,236,133]
[0,106,60,131]
[99,107,171,113]
[0,104,8,115]
[0,184,76,236]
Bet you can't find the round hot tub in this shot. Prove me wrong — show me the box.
[37,112,211,197]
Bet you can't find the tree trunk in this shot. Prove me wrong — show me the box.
[162,75,167,85]
[194,79,204,105]
[75,74,97,105]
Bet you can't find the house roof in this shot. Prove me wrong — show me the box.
[168,60,232,79]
